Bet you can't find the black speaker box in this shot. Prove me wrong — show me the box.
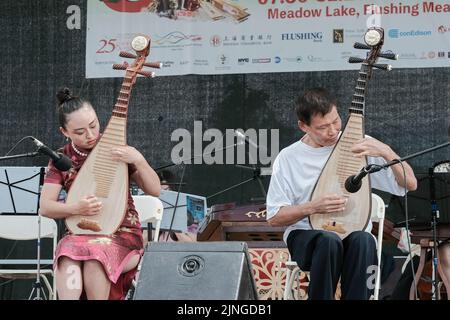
[134,241,258,300]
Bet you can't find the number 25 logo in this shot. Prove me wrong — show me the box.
[97,39,117,54]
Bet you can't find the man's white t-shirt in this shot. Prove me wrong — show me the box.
[266,136,406,243]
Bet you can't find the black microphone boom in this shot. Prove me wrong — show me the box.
[32,137,72,171]
[345,139,450,193]
[344,164,382,193]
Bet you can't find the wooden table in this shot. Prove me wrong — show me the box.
[197,203,286,248]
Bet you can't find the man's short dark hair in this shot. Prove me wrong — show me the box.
[295,88,337,125]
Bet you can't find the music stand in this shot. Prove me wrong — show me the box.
[0,162,49,300]
[0,167,41,215]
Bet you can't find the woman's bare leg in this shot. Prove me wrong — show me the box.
[83,260,111,300]
[55,257,83,300]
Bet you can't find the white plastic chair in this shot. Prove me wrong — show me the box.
[283,193,386,300]
[132,195,164,244]
[127,195,164,299]
[370,193,385,300]
[0,215,58,300]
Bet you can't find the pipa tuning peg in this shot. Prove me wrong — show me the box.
[119,51,137,59]
[373,63,392,71]
[144,61,162,69]
[378,52,399,60]
[348,57,365,64]
[354,42,371,50]
[137,70,156,78]
[112,62,129,70]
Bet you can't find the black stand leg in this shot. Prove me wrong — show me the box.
[28,167,48,300]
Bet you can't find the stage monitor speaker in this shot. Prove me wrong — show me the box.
[133,241,258,300]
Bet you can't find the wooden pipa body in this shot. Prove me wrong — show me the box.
[309,29,386,239]
[66,36,153,235]
[309,113,371,239]
[65,116,129,235]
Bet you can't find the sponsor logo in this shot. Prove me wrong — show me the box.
[285,56,303,63]
[389,29,399,38]
[238,58,250,65]
[437,25,449,34]
[307,55,324,62]
[217,54,229,65]
[210,35,222,47]
[252,58,271,64]
[154,31,202,45]
[428,51,436,59]
[448,52,450,58]
[193,59,209,66]
[333,29,344,43]
[274,56,281,63]
[399,53,418,60]
[211,34,273,46]
[216,54,231,70]
[438,51,445,58]
[281,32,323,42]
[343,28,366,39]
[388,29,432,38]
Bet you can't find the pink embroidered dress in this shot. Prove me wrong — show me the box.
[44,142,144,300]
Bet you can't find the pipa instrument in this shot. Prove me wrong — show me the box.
[66,35,161,235]
[309,27,397,239]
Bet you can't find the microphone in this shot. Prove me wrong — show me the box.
[344,169,370,193]
[344,163,385,193]
[32,137,72,171]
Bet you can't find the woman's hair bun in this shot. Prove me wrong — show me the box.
[56,87,72,105]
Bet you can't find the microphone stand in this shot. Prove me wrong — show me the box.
[28,167,46,300]
[204,137,268,202]
[429,164,439,300]
[353,141,450,180]
[354,140,450,300]
[155,139,268,202]
[0,152,39,161]
[205,166,266,201]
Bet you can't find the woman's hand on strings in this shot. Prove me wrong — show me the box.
[111,145,145,165]
[74,195,103,216]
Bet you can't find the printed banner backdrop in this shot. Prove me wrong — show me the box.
[86,0,450,78]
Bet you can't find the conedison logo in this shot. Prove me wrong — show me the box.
[388,29,432,38]
[170,121,279,175]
